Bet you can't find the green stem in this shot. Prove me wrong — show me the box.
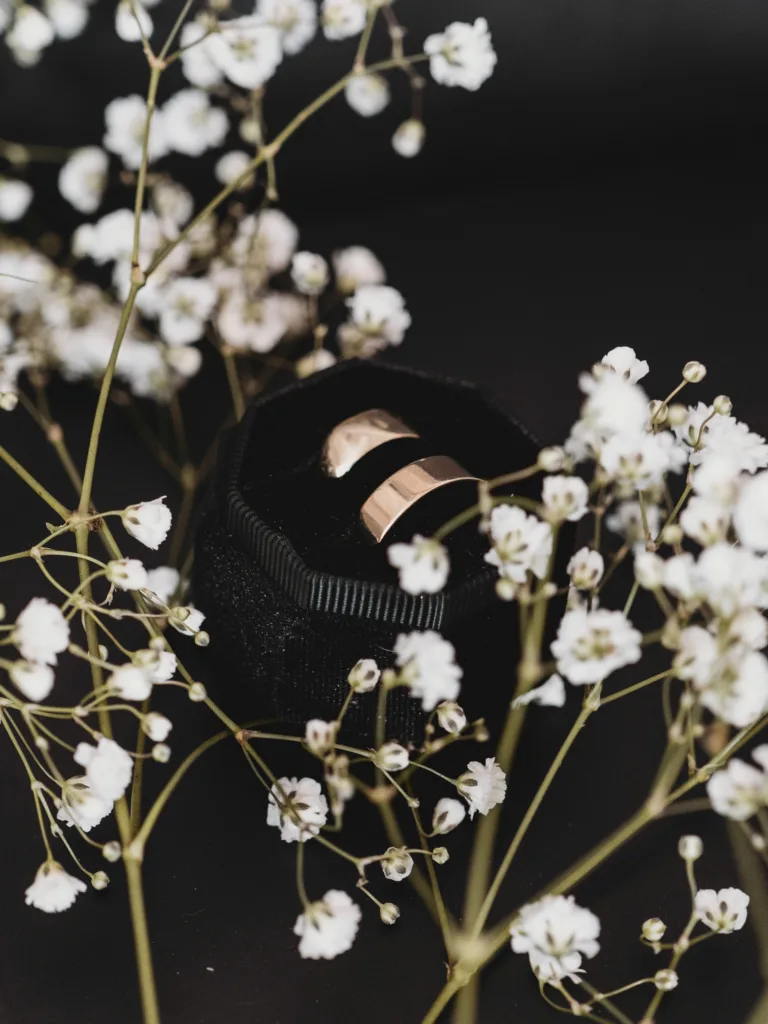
[0,443,70,520]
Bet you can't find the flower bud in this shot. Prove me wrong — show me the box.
[103,841,122,862]
[142,712,172,742]
[380,902,400,925]
[649,399,669,425]
[305,719,337,757]
[188,681,207,702]
[436,701,466,735]
[660,523,683,546]
[713,394,732,416]
[667,404,688,427]
[375,741,409,772]
[678,834,703,861]
[152,743,171,763]
[654,969,679,992]
[432,846,449,865]
[348,657,380,693]
[0,391,18,412]
[538,446,565,472]
[495,578,517,602]
[381,847,414,882]
[194,630,210,647]
[91,870,110,890]
[98,644,109,661]
[432,797,466,835]
[642,917,667,942]
[682,360,707,383]
[391,119,424,158]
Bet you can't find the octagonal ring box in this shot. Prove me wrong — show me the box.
[193,360,546,743]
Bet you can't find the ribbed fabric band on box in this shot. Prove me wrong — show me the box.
[193,360,544,743]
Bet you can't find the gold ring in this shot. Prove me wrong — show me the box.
[361,456,480,543]
[322,409,418,478]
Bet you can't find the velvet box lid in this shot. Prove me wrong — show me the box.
[193,360,542,741]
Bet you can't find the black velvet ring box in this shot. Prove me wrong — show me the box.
[193,360,541,743]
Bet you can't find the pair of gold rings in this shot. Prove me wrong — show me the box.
[322,409,478,543]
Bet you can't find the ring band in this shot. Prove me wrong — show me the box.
[361,456,480,543]
[322,409,419,479]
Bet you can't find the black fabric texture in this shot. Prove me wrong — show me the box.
[193,360,553,742]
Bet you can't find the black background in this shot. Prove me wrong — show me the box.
[2,1,768,1021]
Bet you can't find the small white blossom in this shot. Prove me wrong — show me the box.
[0,179,33,221]
[338,285,411,356]
[214,150,253,187]
[484,505,552,583]
[207,17,283,90]
[115,0,152,42]
[707,759,768,821]
[694,544,768,618]
[697,649,768,728]
[44,0,88,39]
[232,208,298,274]
[600,432,678,490]
[394,630,462,711]
[305,719,336,757]
[144,565,180,606]
[345,73,390,117]
[107,664,152,701]
[654,969,679,992]
[74,737,133,802]
[58,147,108,215]
[295,348,336,378]
[392,119,425,158]
[168,605,205,636]
[294,889,361,959]
[436,701,466,735]
[6,6,54,65]
[457,757,506,818]
[133,647,177,683]
[642,918,667,943]
[695,887,749,934]
[606,499,661,551]
[381,847,413,882]
[163,89,228,157]
[541,475,589,522]
[25,862,87,913]
[600,346,649,382]
[432,797,466,834]
[347,657,380,692]
[9,660,54,702]
[680,496,730,546]
[103,94,168,170]
[567,547,604,590]
[267,776,328,842]
[678,402,768,473]
[216,288,288,352]
[424,18,497,91]
[552,608,642,685]
[692,454,741,507]
[106,558,148,591]
[142,712,172,742]
[512,674,566,709]
[256,0,316,54]
[510,894,600,984]
[121,497,172,550]
[321,0,366,40]
[726,608,768,651]
[634,551,665,590]
[179,20,223,88]
[570,374,650,458]
[290,251,329,295]
[375,741,410,773]
[388,535,449,595]
[332,246,384,295]
[735,472,768,553]
[160,277,217,346]
[15,598,69,666]
[57,776,113,832]
[683,360,707,383]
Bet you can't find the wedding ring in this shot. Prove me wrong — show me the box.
[322,408,418,478]
[361,456,480,543]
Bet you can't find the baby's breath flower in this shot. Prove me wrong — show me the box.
[510,894,600,985]
[600,346,649,382]
[392,119,425,158]
[294,889,361,959]
[511,674,566,709]
[683,360,707,383]
[388,535,449,595]
[74,737,133,802]
[707,758,768,820]
[345,73,390,117]
[695,887,749,933]
[9,660,54,702]
[424,18,497,91]
[347,657,380,693]
[375,741,410,773]
[436,701,466,735]
[107,664,152,702]
[121,497,172,550]
[541,475,589,522]
[267,777,328,843]
[642,918,667,943]
[58,146,108,214]
[551,608,642,686]
[206,17,283,90]
[332,246,385,294]
[380,847,413,882]
[654,969,679,991]
[291,251,329,295]
[142,712,172,742]
[14,597,69,666]
[57,776,113,832]
[25,861,87,913]
[484,505,552,583]
[678,834,704,862]
[379,902,400,925]
[567,547,604,590]
[106,558,148,591]
[458,757,506,818]
[394,631,462,711]
[321,0,366,41]
[304,719,337,757]
[188,681,207,702]
[431,797,466,835]
[91,870,110,891]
